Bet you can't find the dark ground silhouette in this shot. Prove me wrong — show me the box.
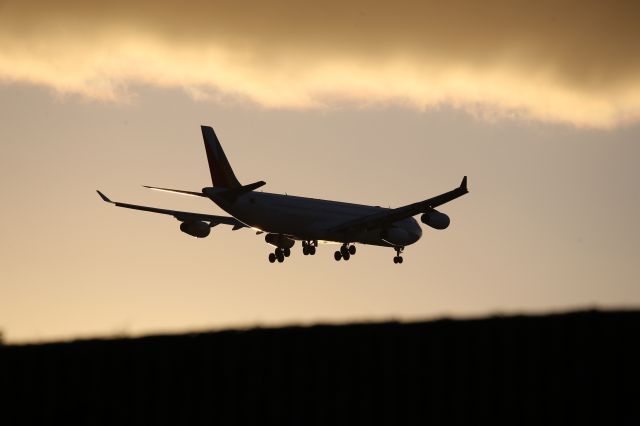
[1,310,639,425]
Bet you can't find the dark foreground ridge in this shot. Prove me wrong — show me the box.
[2,310,639,425]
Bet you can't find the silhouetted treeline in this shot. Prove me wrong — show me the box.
[1,310,639,425]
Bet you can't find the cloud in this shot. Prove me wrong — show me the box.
[1,0,639,127]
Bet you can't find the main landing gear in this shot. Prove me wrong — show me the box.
[268,240,318,263]
[334,244,356,261]
[393,246,404,264]
[268,247,291,263]
[302,240,317,256]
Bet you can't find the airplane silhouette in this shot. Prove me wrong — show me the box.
[98,126,468,264]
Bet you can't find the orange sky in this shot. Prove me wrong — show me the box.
[1,1,639,343]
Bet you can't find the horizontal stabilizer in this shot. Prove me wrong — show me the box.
[204,180,266,202]
[143,186,205,197]
[228,180,266,196]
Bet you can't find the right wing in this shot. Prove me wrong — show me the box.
[328,176,468,234]
[96,190,247,229]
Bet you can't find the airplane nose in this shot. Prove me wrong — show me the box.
[409,221,422,243]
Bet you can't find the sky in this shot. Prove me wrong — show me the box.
[1,0,639,343]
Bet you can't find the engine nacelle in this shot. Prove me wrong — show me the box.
[264,233,295,249]
[420,210,450,230]
[180,220,211,238]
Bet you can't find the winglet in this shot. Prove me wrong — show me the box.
[96,190,113,203]
[460,176,468,191]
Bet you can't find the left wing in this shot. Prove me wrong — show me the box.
[329,176,468,234]
[96,190,247,229]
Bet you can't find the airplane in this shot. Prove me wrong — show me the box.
[97,126,468,264]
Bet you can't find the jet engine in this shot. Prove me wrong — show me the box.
[180,220,211,238]
[264,233,295,249]
[420,210,450,230]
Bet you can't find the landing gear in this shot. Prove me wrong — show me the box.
[268,247,287,263]
[393,246,405,264]
[268,240,317,263]
[335,243,356,261]
[302,240,317,256]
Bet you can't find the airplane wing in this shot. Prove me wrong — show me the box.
[96,190,247,229]
[328,176,468,234]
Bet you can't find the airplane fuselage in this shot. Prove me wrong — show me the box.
[209,190,423,247]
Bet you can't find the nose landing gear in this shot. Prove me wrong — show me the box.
[393,246,405,264]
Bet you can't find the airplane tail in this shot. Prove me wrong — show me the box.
[201,126,241,188]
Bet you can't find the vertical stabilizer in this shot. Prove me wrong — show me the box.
[201,126,241,188]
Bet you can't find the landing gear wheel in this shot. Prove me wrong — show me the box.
[343,252,351,261]
[283,247,291,257]
[309,246,316,255]
[393,246,405,264]
[303,246,309,255]
[340,245,349,257]
[348,245,356,255]
[268,253,276,263]
[277,252,285,263]
[334,251,342,261]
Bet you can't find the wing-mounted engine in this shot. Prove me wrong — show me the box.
[420,210,450,230]
[180,220,211,238]
[264,233,295,249]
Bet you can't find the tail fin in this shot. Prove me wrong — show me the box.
[201,126,241,188]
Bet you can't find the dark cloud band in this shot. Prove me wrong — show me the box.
[1,0,638,126]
